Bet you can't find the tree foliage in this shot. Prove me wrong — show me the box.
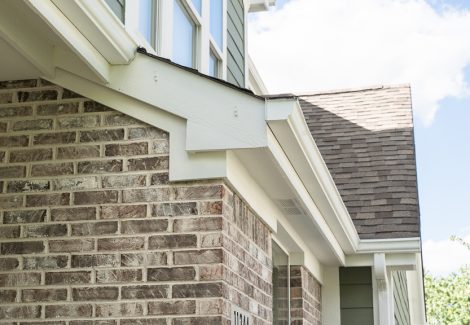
[424,237,470,325]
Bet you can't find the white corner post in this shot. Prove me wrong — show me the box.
[374,253,393,325]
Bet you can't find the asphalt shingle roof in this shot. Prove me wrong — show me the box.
[299,85,420,239]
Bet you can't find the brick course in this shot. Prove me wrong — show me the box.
[0,80,280,324]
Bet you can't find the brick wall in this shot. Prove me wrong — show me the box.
[0,79,273,324]
[290,266,321,325]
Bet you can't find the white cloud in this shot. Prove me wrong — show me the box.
[422,235,470,276]
[248,0,470,125]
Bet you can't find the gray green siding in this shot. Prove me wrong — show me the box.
[105,0,125,23]
[393,271,411,325]
[340,267,374,325]
[227,0,245,87]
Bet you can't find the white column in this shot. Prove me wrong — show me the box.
[322,266,341,325]
[374,253,392,325]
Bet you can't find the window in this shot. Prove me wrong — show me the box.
[137,0,155,47]
[209,49,219,77]
[173,0,197,68]
[105,0,125,23]
[272,241,290,324]
[191,0,202,15]
[210,0,223,49]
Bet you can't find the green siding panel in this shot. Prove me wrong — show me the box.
[227,0,245,87]
[105,0,125,23]
[393,271,411,325]
[340,267,374,325]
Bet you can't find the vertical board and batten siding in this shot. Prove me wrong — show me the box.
[227,0,245,87]
[393,271,411,325]
[105,0,125,23]
[339,267,374,325]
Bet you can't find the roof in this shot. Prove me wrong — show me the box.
[298,85,420,239]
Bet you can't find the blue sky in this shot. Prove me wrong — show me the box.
[249,0,470,274]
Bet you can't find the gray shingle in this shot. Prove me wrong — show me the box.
[298,85,420,239]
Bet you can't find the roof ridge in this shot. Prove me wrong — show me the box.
[294,83,411,97]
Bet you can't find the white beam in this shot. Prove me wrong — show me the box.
[374,253,393,325]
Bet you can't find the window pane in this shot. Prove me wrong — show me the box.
[209,50,219,77]
[191,0,202,15]
[105,0,125,23]
[272,241,289,325]
[173,0,195,67]
[210,0,223,49]
[138,0,154,46]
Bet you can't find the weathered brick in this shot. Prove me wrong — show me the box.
[174,185,223,200]
[129,127,168,140]
[0,79,37,89]
[33,132,76,145]
[17,90,57,102]
[84,101,113,112]
[123,188,171,203]
[21,322,67,325]
[57,145,100,159]
[147,252,168,266]
[172,283,223,298]
[24,224,67,238]
[105,143,148,156]
[0,92,13,104]
[61,89,83,99]
[96,269,142,284]
[152,139,169,154]
[1,242,44,255]
[0,305,41,319]
[172,316,222,325]
[58,115,99,129]
[12,119,52,131]
[102,175,146,188]
[0,289,16,303]
[96,303,144,317]
[121,219,168,234]
[80,129,124,142]
[148,234,197,249]
[71,221,118,236]
[0,226,20,238]
[200,233,223,248]
[69,321,116,325]
[45,271,91,285]
[199,201,223,215]
[71,254,119,268]
[103,113,141,126]
[174,249,223,265]
[49,239,94,253]
[7,180,50,192]
[0,151,4,162]
[0,121,6,132]
[121,285,168,299]
[120,253,144,267]
[173,217,223,232]
[0,135,29,147]
[72,287,119,301]
[77,160,122,174]
[45,304,92,318]
[0,258,19,271]
[0,273,41,286]
[3,209,46,223]
[52,177,98,191]
[22,289,67,302]
[128,156,169,171]
[121,319,166,325]
[154,202,198,216]
[74,190,118,205]
[98,237,144,251]
[26,193,70,207]
[100,205,147,219]
[9,148,53,162]
[37,102,78,115]
[199,265,224,281]
[148,300,196,315]
[51,207,96,221]
[0,166,26,178]
[31,162,73,176]
[147,267,196,282]
[0,106,32,117]
[0,195,23,209]
[150,173,169,185]
[24,256,68,270]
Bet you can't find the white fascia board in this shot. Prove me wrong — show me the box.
[266,98,360,254]
[346,252,418,270]
[108,53,268,151]
[50,69,227,181]
[51,0,137,65]
[247,55,268,95]
[24,0,110,83]
[357,237,421,254]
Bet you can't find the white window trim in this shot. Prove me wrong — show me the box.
[124,0,228,78]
